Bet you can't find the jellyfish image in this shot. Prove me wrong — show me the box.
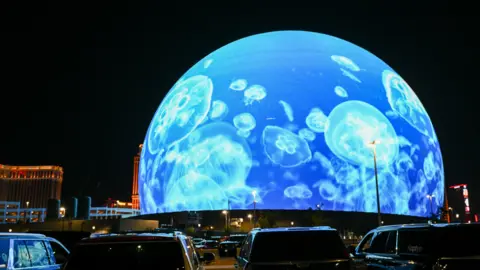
[334,86,348,98]
[229,79,248,91]
[324,100,399,168]
[423,151,436,181]
[262,125,312,168]
[204,59,213,69]
[305,108,329,133]
[284,184,313,199]
[233,113,256,132]
[382,70,434,139]
[210,100,229,120]
[331,55,361,72]
[147,75,213,154]
[244,84,267,105]
[164,170,228,211]
[313,180,339,201]
[298,128,316,142]
[340,68,362,83]
[313,152,334,177]
[278,100,294,121]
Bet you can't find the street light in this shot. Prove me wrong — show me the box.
[247,214,253,225]
[290,221,294,226]
[92,226,96,231]
[222,210,228,230]
[426,194,435,217]
[252,190,257,227]
[198,224,201,228]
[367,140,382,226]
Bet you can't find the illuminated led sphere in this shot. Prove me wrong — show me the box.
[139,31,444,217]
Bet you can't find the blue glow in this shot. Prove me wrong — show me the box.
[140,31,444,217]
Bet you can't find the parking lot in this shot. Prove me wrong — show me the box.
[198,248,238,269]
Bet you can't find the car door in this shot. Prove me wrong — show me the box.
[387,229,430,269]
[363,231,391,269]
[352,232,374,268]
[235,234,252,269]
[46,238,69,268]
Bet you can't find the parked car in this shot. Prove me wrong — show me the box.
[197,240,219,249]
[0,233,69,270]
[63,232,215,270]
[235,226,353,269]
[350,223,480,269]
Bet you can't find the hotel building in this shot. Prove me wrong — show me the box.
[0,164,63,208]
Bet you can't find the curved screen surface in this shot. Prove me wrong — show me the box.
[139,31,444,217]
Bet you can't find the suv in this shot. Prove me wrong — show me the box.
[63,233,215,270]
[0,233,69,270]
[235,226,353,269]
[351,223,480,269]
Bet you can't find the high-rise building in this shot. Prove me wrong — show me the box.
[0,164,63,208]
[132,144,142,210]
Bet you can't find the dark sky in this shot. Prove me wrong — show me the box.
[2,4,479,211]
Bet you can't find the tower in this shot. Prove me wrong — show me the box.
[442,186,450,223]
[132,144,142,210]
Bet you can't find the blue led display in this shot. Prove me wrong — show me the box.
[139,31,444,217]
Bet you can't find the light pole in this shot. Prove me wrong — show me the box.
[25,201,30,223]
[367,140,382,227]
[247,214,253,225]
[427,194,435,218]
[222,210,228,231]
[252,190,257,228]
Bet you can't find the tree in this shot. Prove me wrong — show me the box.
[185,226,195,235]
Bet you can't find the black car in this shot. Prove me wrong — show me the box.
[218,234,247,257]
[235,226,353,269]
[350,223,480,269]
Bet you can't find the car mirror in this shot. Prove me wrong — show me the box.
[348,245,356,255]
[54,253,67,264]
[202,252,215,263]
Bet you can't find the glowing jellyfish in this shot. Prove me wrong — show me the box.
[204,59,213,69]
[340,68,361,83]
[164,170,228,211]
[147,75,213,154]
[179,122,252,188]
[423,151,436,181]
[210,100,228,120]
[334,86,348,98]
[278,100,294,121]
[298,128,316,142]
[244,85,267,105]
[229,79,248,91]
[262,125,312,168]
[324,100,399,168]
[233,113,256,131]
[313,180,339,201]
[331,55,361,72]
[382,70,434,138]
[313,152,334,176]
[385,110,399,119]
[305,108,329,133]
[284,184,313,199]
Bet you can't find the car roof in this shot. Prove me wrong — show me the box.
[373,222,480,232]
[251,226,335,235]
[0,233,47,239]
[80,232,184,244]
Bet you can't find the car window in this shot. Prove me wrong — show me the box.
[369,231,390,253]
[0,239,9,268]
[250,231,349,262]
[385,231,397,254]
[398,230,429,255]
[358,233,374,253]
[49,240,69,264]
[24,240,50,267]
[64,241,186,270]
[239,234,252,259]
[13,240,31,268]
[434,226,480,257]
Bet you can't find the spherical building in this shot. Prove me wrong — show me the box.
[139,31,444,218]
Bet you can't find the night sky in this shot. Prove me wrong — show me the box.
[2,4,478,212]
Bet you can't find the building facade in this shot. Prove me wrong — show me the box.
[0,201,47,224]
[0,164,63,208]
[131,144,142,209]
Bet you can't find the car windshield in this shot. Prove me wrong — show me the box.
[250,231,349,263]
[64,241,185,270]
